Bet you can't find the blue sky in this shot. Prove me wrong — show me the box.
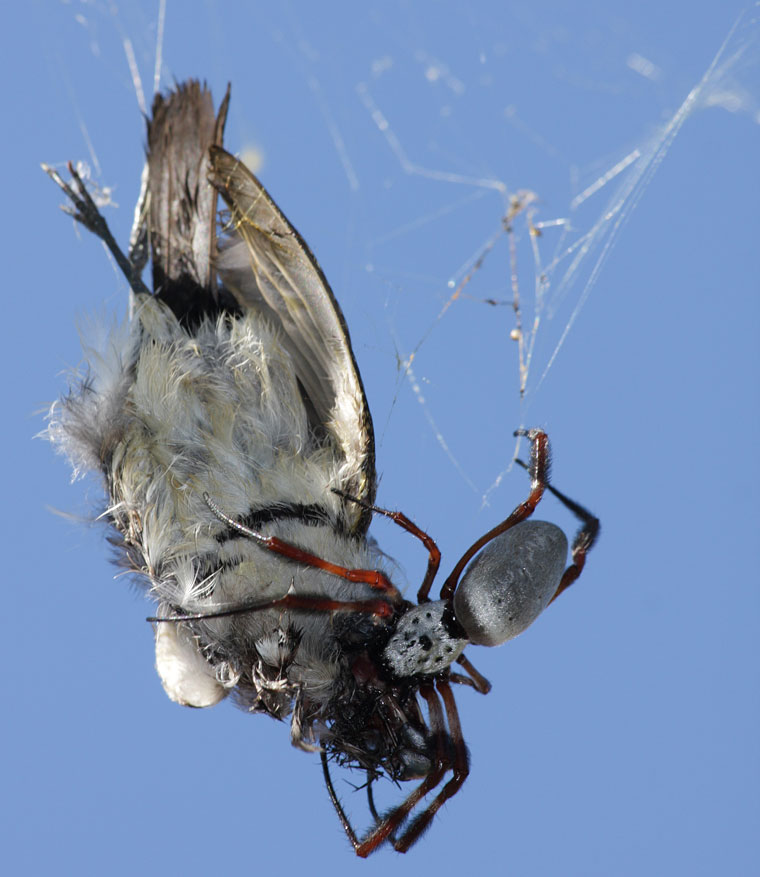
[7,1,759,873]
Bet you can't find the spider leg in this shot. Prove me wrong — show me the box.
[322,751,363,851]
[147,591,395,624]
[547,483,599,603]
[454,653,492,694]
[440,428,550,600]
[203,493,402,602]
[366,774,381,825]
[393,678,470,853]
[327,682,449,857]
[322,751,405,856]
[333,489,441,603]
[447,672,480,689]
[366,774,400,848]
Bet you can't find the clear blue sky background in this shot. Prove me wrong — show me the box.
[6,2,758,873]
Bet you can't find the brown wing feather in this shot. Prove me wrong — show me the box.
[146,81,231,324]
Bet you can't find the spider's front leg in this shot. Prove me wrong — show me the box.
[332,488,442,603]
[203,492,403,603]
[441,427,551,600]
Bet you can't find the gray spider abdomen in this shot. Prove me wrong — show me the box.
[453,520,568,647]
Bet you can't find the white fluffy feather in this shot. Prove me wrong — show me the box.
[49,291,384,717]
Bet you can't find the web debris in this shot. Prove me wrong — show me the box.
[49,2,760,507]
[355,5,760,503]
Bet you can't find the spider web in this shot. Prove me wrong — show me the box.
[41,1,760,516]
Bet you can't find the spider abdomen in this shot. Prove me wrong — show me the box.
[453,520,568,647]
